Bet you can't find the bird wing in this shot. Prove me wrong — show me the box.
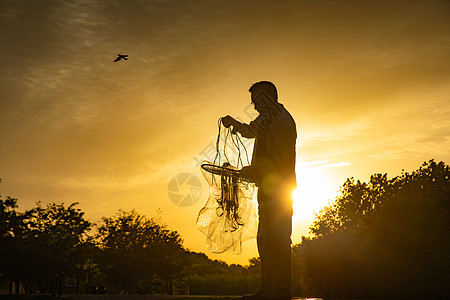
[114,57,120,62]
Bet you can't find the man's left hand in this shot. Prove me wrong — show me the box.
[221,115,236,128]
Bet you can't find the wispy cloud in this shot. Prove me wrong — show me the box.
[321,162,352,169]
[299,161,352,169]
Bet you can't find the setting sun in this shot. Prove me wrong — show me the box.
[292,162,341,222]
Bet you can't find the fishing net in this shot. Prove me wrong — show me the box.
[196,118,258,254]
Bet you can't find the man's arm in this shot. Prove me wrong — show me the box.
[221,115,262,138]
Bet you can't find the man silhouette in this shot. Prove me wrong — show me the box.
[222,81,296,300]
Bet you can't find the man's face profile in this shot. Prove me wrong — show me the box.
[251,90,274,117]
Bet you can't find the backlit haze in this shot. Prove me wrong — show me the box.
[1,0,449,265]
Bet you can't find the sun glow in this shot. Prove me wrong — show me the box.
[292,163,340,222]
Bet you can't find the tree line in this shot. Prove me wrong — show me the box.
[0,200,258,296]
[291,159,449,299]
[1,159,449,298]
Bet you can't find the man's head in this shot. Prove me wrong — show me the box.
[249,81,278,102]
[249,81,279,118]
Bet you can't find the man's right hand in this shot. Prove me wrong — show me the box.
[221,115,236,128]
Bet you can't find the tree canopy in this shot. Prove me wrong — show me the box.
[96,209,186,294]
[293,160,450,298]
[0,200,92,295]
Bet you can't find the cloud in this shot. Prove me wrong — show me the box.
[299,161,328,168]
[298,160,351,169]
[321,162,352,169]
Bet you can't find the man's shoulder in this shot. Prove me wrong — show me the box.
[276,105,296,129]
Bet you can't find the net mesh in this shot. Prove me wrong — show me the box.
[196,119,258,254]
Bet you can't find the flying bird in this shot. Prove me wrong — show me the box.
[114,54,128,62]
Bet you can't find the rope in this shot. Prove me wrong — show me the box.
[208,118,253,232]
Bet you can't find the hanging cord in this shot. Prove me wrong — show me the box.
[236,133,251,166]
[211,117,252,231]
[223,125,232,164]
[214,117,251,169]
[229,129,251,168]
[213,118,223,166]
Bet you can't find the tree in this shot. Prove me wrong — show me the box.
[96,209,186,294]
[22,202,92,295]
[293,160,450,298]
[0,197,25,293]
[184,252,257,295]
[309,173,389,237]
[366,160,450,298]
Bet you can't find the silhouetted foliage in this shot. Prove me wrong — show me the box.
[0,197,25,293]
[293,160,450,299]
[0,199,256,296]
[95,209,186,294]
[0,200,92,295]
[24,202,92,295]
[0,197,23,238]
[309,173,389,237]
[186,252,259,295]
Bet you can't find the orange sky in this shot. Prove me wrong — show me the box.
[1,0,449,265]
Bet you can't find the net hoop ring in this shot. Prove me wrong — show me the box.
[201,163,252,182]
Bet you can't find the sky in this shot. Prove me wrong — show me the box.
[1,0,449,265]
